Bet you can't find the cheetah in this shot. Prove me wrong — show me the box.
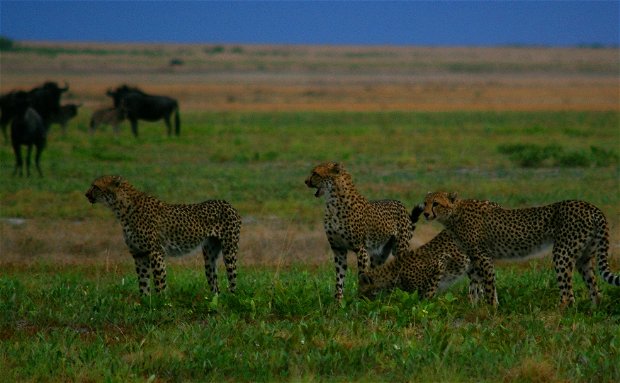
[423,191,620,308]
[85,175,241,295]
[359,206,472,299]
[305,162,417,301]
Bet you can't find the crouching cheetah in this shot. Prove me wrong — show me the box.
[85,175,241,295]
[359,206,472,299]
[305,162,417,301]
[423,191,620,308]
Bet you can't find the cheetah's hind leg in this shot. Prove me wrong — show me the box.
[203,237,222,294]
[221,239,239,293]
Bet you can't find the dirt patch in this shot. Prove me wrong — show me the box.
[0,217,442,266]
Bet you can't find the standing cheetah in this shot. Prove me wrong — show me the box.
[85,175,241,295]
[305,162,417,301]
[423,191,620,308]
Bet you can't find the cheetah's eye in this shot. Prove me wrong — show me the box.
[432,201,439,207]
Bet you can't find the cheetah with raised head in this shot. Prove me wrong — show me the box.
[423,191,620,308]
[85,175,241,295]
[359,206,472,299]
[305,162,417,301]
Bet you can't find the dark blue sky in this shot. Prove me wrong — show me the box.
[1,1,618,46]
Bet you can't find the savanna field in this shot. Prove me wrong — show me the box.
[1,43,619,382]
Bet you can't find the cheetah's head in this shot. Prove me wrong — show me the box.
[423,191,458,222]
[85,175,125,206]
[305,161,347,198]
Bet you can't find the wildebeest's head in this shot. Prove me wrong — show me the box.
[28,81,70,121]
[106,85,144,108]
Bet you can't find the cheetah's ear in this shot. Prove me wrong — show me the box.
[110,175,124,187]
[331,162,343,174]
[448,192,458,202]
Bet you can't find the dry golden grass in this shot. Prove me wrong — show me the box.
[1,42,618,112]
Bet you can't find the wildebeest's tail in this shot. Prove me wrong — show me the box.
[594,208,620,286]
[174,103,181,136]
[410,204,424,226]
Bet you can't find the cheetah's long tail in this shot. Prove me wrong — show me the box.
[410,204,424,225]
[594,210,620,286]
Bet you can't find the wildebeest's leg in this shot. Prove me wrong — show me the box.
[89,118,96,134]
[12,143,23,176]
[133,253,151,295]
[174,109,180,136]
[129,118,139,137]
[203,237,222,294]
[34,143,44,177]
[25,144,33,177]
[164,114,172,136]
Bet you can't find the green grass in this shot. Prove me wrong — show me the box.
[1,110,619,223]
[1,262,619,382]
[1,110,619,381]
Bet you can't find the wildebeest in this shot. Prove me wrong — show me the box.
[1,81,69,140]
[28,81,69,128]
[10,91,47,177]
[107,85,180,137]
[49,103,81,134]
[90,106,125,134]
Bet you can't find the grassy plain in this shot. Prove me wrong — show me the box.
[1,42,619,382]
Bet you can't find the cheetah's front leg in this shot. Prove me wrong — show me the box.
[132,253,151,295]
[150,251,168,293]
[466,268,484,304]
[332,247,348,301]
[355,247,371,274]
[474,252,498,307]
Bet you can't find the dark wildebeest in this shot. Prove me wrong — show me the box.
[49,103,81,134]
[1,82,68,141]
[10,91,47,177]
[106,85,180,137]
[28,81,69,128]
[90,106,125,134]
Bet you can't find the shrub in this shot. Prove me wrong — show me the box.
[498,143,619,168]
[0,36,15,51]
